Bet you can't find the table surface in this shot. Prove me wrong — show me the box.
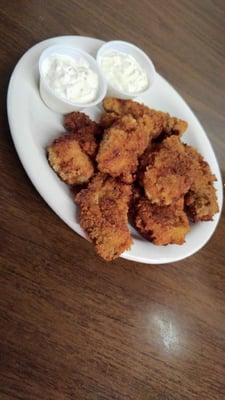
[1,1,225,399]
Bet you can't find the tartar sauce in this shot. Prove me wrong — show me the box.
[41,54,99,104]
[99,50,148,93]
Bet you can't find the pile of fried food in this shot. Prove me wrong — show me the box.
[47,97,219,261]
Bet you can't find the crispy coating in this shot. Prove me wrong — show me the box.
[103,97,188,137]
[46,103,219,260]
[96,114,155,183]
[184,146,218,221]
[64,111,99,132]
[68,125,98,158]
[64,112,101,157]
[75,174,132,261]
[97,99,188,184]
[141,136,193,205]
[99,112,119,129]
[135,196,190,245]
[47,133,94,185]
[140,137,219,219]
[103,97,150,118]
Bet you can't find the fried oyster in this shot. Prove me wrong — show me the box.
[46,97,219,261]
[96,114,156,183]
[134,196,190,245]
[64,111,101,158]
[102,97,188,137]
[47,133,94,185]
[184,145,219,221]
[140,136,194,205]
[75,173,132,261]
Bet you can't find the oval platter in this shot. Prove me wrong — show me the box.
[7,36,223,264]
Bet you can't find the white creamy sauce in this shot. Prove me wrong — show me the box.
[100,50,148,93]
[41,54,99,104]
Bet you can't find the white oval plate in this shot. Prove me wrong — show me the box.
[7,36,223,264]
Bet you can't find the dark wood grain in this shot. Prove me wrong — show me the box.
[0,1,225,399]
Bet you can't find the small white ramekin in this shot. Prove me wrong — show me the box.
[39,45,107,113]
[96,40,156,99]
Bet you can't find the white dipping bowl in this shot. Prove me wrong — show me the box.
[96,40,156,99]
[39,45,107,114]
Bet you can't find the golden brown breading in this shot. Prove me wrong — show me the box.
[141,136,194,205]
[64,111,99,132]
[99,112,119,129]
[75,173,132,261]
[138,143,157,173]
[97,99,188,184]
[96,114,155,183]
[103,97,149,118]
[64,112,101,158]
[47,133,94,185]
[135,196,190,245]
[68,125,98,158]
[140,138,219,220]
[184,145,218,221]
[103,97,188,137]
[46,103,219,260]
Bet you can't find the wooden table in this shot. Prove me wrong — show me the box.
[1,1,225,399]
